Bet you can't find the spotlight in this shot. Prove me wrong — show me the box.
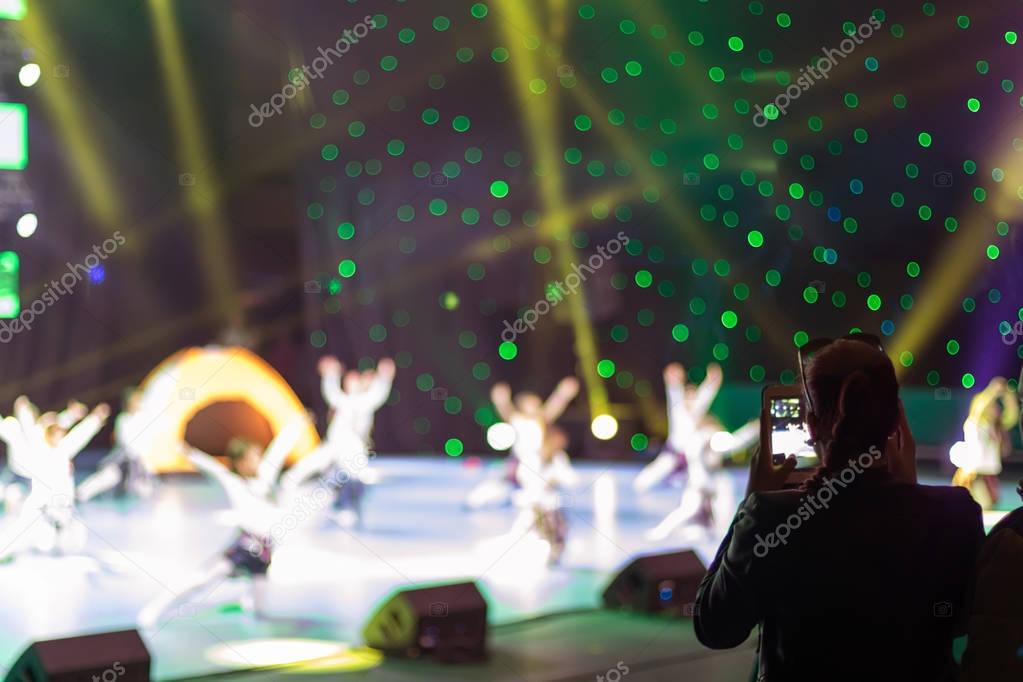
[18,62,40,87]
[591,414,618,440]
[486,422,516,450]
[15,212,36,238]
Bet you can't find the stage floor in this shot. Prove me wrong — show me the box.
[0,455,1014,680]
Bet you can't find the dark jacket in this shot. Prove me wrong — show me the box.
[694,469,983,681]
[960,505,1023,681]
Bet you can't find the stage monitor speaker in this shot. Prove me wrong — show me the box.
[3,629,150,682]
[362,581,487,662]
[602,550,706,616]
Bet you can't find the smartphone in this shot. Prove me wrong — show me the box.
[761,385,818,467]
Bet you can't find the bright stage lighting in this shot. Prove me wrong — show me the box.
[205,638,381,671]
[15,212,36,237]
[591,414,618,440]
[18,62,40,87]
[486,422,516,450]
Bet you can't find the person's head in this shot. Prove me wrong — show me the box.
[225,437,262,477]
[43,423,67,447]
[803,339,900,466]
[343,371,361,394]
[514,392,544,417]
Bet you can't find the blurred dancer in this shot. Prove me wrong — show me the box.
[138,441,296,629]
[278,357,392,527]
[952,377,1020,508]
[645,364,757,540]
[510,425,578,564]
[77,388,157,502]
[0,399,109,560]
[466,377,579,510]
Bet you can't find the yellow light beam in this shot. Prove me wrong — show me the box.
[494,0,609,417]
[148,0,240,324]
[892,117,1023,374]
[20,8,123,232]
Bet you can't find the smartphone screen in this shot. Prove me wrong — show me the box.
[769,396,817,466]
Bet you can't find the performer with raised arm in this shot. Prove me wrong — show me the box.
[138,415,308,629]
[952,377,1020,508]
[278,356,392,527]
[644,363,757,540]
[0,400,110,560]
[77,388,157,503]
[466,377,580,510]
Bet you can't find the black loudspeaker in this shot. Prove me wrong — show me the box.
[4,629,150,682]
[362,581,487,662]
[602,550,706,616]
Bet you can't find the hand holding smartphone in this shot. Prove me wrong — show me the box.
[761,385,818,469]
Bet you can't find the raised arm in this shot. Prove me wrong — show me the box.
[664,363,686,427]
[188,448,250,510]
[13,395,38,434]
[491,382,515,422]
[542,377,580,423]
[56,400,88,430]
[56,404,110,460]
[257,414,310,488]
[318,356,345,409]
[364,358,395,411]
[690,363,723,418]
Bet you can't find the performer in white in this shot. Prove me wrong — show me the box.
[0,398,109,560]
[77,388,158,502]
[951,377,1020,508]
[466,377,580,510]
[137,416,307,629]
[278,356,393,527]
[644,364,758,540]
[509,425,578,565]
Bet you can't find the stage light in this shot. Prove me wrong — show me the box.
[205,639,379,670]
[18,62,40,87]
[486,422,515,450]
[15,212,36,237]
[591,414,618,440]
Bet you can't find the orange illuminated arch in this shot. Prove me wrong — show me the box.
[136,345,320,473]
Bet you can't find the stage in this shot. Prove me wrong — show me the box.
[0,455,1012,681]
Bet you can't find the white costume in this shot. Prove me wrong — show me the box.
[278,365,390,526]
[0,409,105,559]
[138,438,297,630]
[77,408,157,502]
[645,371,758,540]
